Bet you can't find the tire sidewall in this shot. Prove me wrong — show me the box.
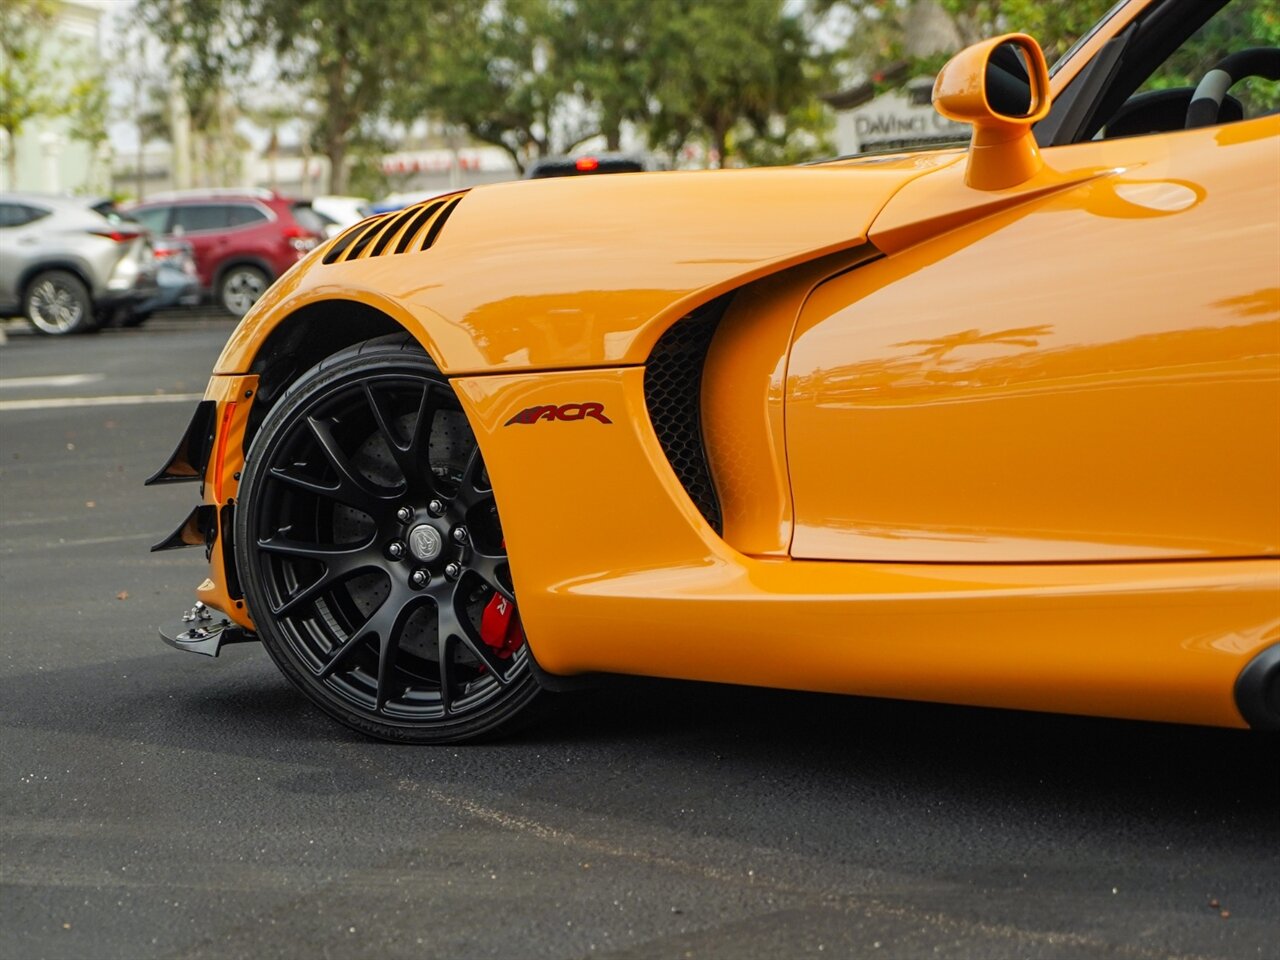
[234,336,540,744]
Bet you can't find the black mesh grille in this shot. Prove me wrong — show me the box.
[643,297,730,534]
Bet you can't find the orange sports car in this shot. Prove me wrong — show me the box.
[149,0,1280,742]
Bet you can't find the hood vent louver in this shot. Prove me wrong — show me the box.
[322,193,466,265]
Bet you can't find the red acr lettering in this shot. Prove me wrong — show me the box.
[504,402,613,426]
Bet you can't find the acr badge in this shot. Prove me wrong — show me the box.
[505,402,613,426]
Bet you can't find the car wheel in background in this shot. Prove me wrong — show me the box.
[218,265,269,316]
[24,270,97,336]
[235,334,541,743]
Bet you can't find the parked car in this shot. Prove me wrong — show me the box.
[124,189,327,316]
[149,0,1280,744]
[369,189,453,215]
[523,152,670,179]
[122,238,201,326]
[0,193,158,335]
[310,195,372,236]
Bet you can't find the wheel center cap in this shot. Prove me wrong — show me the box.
[408,524,443,562]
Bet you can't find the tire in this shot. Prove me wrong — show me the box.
[24,270,96,335]
[234,334,541,743]
[218,264,269,317]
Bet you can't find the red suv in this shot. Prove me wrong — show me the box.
[125,190,327,315]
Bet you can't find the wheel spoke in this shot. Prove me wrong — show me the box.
[306,415,402,511]
[469,549,514,603]
[267,465,354,505]
[317,624,373,679]
[436,634,456,714]
[375,594,426,712]
[437,585,510,684]
[270,550,381,616]
[455,444,491,508]
[257,532,375,564]
[363,382,439,495]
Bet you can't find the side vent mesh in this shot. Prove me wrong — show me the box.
[643,297,730,535]
[322,193,465,265]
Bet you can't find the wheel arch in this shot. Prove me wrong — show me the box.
[212,256,275,292]
[18,260,97,302]
[242,298,412,444]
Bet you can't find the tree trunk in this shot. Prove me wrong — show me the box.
[3,126,16,189]
[301,135,313,197]
[604,109,622,151]
[711,126,728,169]
[327,136,347,195]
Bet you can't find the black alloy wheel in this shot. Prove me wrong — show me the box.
[235,335,540,742]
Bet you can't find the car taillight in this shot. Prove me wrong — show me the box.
[575,156,600,171]
[90,229,141,243]
[282,225,320,252]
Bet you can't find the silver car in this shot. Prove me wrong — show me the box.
[0,193,159,335]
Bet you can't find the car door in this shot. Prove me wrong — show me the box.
[171,204,232,288]
[0,203,51,305]
[784,3,1280,563]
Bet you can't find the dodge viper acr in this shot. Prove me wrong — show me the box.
[149,0,1280,742]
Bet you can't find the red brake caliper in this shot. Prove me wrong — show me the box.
[478,540,523,659]
[479,594,524,659]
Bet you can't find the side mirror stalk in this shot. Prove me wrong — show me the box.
[933,33,1053,191]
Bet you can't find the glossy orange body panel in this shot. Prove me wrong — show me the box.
[213,156,954,377]
[168,0,1280,729]
[191,374,258,629]
[456,368,1278,729]
[702,246,879,556]
[788,116,1280,563]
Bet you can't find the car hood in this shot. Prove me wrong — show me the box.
[218,153,959,375]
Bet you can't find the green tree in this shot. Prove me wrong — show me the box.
[645,0,828,167]
[937,0,1113,60]
[67,65,110,190]
[0,0,63,186]
[138,0,251,188]
[253,0,446,194]
[1134,0,1280,112]
[556,0,655,151]
[402,0,594,173]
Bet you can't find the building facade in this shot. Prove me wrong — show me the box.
[0,0,112,196]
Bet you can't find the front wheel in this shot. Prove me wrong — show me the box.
[218,265,269,316]
[235,335,540,743]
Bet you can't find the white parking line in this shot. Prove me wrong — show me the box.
[0,374,106,389]
[0,393,204,412]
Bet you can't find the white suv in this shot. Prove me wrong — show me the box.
[0,194,159,335]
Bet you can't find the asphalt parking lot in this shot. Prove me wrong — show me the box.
[1,314,1277,960]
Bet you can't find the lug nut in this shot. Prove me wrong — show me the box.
[396,506,413,523]
[444,562,462,580]
[452,526,468,543]
[428,499,444,516]
[410,568,430,588]
[387,540,405,560]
